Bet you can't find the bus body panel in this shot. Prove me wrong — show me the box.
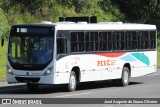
[130,51,157,77]
[55,51,156,83]
[54,55,70,84]
[7,50,156,84]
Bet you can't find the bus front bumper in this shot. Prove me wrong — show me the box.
[7,73,55,84]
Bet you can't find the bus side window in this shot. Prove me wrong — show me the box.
[71,32,85,52]
[150,31,156,49]
[57,38,67,54]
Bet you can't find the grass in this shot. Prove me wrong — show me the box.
[0,41,7,80]
[157,48,160,68]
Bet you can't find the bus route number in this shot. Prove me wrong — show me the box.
[17,28,27,33]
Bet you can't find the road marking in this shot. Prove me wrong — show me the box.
[55,92,92,98]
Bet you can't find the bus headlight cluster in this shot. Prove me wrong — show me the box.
[7,66,13,75]
[43,67,53,76]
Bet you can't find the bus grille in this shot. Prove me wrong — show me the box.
[15,77,40,83]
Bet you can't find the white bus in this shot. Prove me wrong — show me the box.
[6,21,157,91]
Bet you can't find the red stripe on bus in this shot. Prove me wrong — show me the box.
[96,52,126,58]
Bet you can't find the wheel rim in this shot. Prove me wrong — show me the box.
[70,75,76,89]
[123,70,129,84]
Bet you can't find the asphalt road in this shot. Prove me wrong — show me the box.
[0,69,160,107]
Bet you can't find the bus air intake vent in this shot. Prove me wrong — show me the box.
[15,77,40,83]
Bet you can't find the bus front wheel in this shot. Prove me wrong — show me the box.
[68,71,77,92]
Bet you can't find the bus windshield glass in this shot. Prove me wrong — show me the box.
[8,36,54,65]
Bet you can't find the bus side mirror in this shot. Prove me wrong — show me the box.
[1,37,4,46]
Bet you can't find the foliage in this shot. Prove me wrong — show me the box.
[0,40,7,80]
[0,0,126,25]
[0,0,159,27]
[113,0,160,30]
[0,8,10,39]
[158,32,160,47]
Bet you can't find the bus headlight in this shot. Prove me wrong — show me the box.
[43,67,52,76]
[7,66,13,75]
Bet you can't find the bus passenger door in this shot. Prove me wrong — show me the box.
[56,36,69,84]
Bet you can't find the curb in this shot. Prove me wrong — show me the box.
[0,80,6,82]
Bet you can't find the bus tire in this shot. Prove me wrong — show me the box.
[27,83,39,91]
[117,67,130,86]
[68,71,77,92]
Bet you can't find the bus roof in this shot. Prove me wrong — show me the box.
[13,22,156,31]
[54,22,156,31]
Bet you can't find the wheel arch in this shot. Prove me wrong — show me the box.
[71,66,80,82]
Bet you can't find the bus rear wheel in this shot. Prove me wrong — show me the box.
[117,67,130,86]
[68,71,77,92]
[27,83,39,91]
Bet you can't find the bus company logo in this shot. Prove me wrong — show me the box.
[2,99,11,104]
[97,59,116,67]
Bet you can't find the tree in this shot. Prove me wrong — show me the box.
[0,8,9,38]
[113,0,160,30]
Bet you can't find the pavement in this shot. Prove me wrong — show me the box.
[0,69,159,107]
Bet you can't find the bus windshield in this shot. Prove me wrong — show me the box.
[8,35,54,66]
